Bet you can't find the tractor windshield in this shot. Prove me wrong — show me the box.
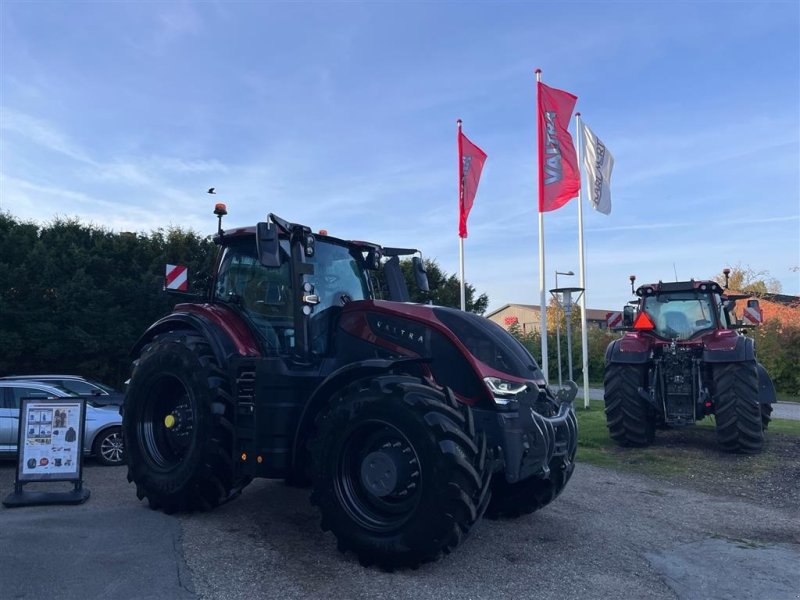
[642,292,717,340]
[306,239,371,354]
[307,240,371,305]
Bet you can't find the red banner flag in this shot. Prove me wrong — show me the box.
[458,126,487,238]
[537,82,580,212]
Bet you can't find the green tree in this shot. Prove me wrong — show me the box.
[0,212,216,386]
[714,264,782,295]
[399,258,489,315]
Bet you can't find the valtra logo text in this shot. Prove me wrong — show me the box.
[544,111,562,184]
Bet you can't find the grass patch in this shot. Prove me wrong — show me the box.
[574,400,799,477]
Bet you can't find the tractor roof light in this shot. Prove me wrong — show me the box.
[633,311,656,330]
[214,203,228,237]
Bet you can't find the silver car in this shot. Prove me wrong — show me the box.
[0,380,124,466]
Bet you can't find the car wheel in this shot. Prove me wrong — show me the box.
[94,426,125,466]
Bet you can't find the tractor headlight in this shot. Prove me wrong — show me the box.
[484,377,529,407]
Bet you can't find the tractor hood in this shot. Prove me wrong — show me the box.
[430,306,546,383]
[338,301,546,405]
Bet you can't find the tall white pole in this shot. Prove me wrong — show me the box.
[457,119,466,311]
[536,69,549,382]
[576,112,591,409]
[459,237,466,311]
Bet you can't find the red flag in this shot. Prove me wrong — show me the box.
[537,82,580,212]
[458,125,487,238]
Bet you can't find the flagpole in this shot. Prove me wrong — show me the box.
[575,112,590,409]
[536,68,549,382]
[457,119,466,311]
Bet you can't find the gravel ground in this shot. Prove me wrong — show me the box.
[2,453,798,600]
[178,464,799,600]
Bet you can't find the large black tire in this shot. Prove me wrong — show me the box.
[123,331,250,512]
[761,403,773,430]
[604,363,655,447]
[713,362,763,453]
[485,451,576,519]
[93,426,125,466]
[309,376,491,569]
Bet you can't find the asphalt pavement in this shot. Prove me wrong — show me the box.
[2,459,798,600]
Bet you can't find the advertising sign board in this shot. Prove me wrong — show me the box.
[3,398,90,507]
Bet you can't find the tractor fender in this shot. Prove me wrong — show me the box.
[290,357,429,475]
[605,338,651,365]
[757,363,777,405]
[129,312,242,369]
[702,335,755,363]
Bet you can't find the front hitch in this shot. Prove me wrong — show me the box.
[498,382,578,483]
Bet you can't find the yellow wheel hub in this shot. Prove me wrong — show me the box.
[164,414,176,429]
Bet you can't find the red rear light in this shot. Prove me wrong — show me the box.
[633,311,655,330]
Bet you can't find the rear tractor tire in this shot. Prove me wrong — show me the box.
[713,362,763,453]
[604,363,656,447]
[123,331,251,512]
[309,377,491,569]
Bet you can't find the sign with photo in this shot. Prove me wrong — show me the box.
[17,398,86,482]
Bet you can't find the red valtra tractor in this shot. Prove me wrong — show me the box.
[603,272,776,453]
[123,206,578,568]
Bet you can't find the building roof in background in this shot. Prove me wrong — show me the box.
[485,303,614,321]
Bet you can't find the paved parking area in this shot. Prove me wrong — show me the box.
[2,460,798,600]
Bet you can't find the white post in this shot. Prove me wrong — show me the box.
[457,118,466,312]
[459,236,466,311]
[576,113,591,409]
[536,68,548,382]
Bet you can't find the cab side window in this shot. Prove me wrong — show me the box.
[214,240,294,353]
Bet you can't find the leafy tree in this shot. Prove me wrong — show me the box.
[0,212,216,386]
[399,258,489,315]
[714,264,782,295]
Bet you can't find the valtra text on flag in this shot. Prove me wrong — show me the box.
[537,82,580,212]
[458,130,487,238]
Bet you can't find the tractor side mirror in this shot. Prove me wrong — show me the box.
[365,248,381,270]
[256,222,281,268]
[412,257,429,292]
[623,305,635,326]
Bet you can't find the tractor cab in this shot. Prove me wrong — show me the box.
[210,211,425,359]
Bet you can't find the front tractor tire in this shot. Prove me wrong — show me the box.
[485,452,576,520]
[604,363,656,447]
[712,362,764,453]
[123,331,249,512]
[309,377,491,569]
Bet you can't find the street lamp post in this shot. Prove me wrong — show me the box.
[554,270,574,387]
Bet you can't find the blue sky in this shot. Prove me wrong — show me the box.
[1,1,798,313]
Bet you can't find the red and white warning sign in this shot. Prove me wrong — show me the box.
[741,306,763,325]
[606,311,623,329]
[165,264,188,291]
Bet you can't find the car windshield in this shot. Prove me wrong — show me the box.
[642,292,717,340]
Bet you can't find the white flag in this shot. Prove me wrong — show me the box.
[581,122,614,215]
